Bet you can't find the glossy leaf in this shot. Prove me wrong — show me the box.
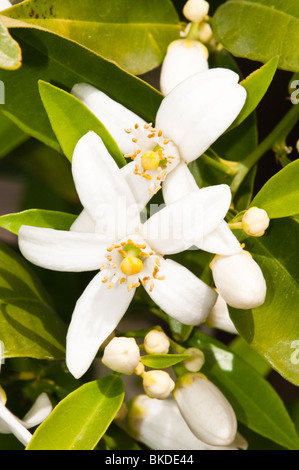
[229,336,271,377]
[0,16,21,70]
[26,375,125,450]
[140,353,190,369]
[6,0,180,75]
[0,112,27,158]
[0,18,163,151]
[229,56,279,131]
[0,242,66,360]
[0,209,76,235]
[213,0,299,72]
[229,217,299,386]
[38,80,126,166]
[186,329,299,450]
[250,159,299,218]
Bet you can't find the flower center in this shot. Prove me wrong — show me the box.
[124,123,179,195]
[100,237,165,292]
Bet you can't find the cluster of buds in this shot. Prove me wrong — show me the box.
[160,0,214,95]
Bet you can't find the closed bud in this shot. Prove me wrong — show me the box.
[174,373,237,446]
[211,251,266,309]
[183,0,210,23]
[183,348,205,372]
[126,395,247,450]
[143,370,175,399]
[144,330,170,354]
[197,22,213,43]
[102,337,140,375]
[206,294,238,334]
[160,39,209,96]
[242,207,270,237]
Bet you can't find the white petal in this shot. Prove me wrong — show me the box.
[206,294,239,334]
[197,220,243,256]
[211,252,267,309]
[160,39,209,96]
[162,162,199,206]
[18,225,108,272]
[143,184,231,255]
[71,83,146,154]
[21,393,53,428]
[120,160,152,210]
[174,373,237,446]
[70,209,96,233]
[72,132,140,238]
[143,258,217,325]
[0,0,11,11]
[156,68,247,163]
[66,271,136,378]
[0,403,32,446]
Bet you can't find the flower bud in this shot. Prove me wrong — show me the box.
[142,370,175,399]
[126,394,246,450]
[242,207,270,237]
[102,337,140,375]
[211,251,266,309]
[183,348,205,372]
[206,294,238,334]
[174,373,237,446]
[183,0,210,23]
[160,39,209,96]
[144,330,170,355]
[197,22,213,43]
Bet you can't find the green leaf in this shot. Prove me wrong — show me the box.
[103,422,141,450]
[250,159,299,218]
[6,0,180,75]
[0,242,66,360]
[0,19,162,152]
[26,376,125,450]
[229,336,271,377]
[186,329,299,450]
[140,353,190,369]
[229,217,299,386]
[230,57,279,131]
[0,16,21,70]
[38,80,125,166]
[0,112,28,158]
[0,209,76,235]
[213,0,299,72]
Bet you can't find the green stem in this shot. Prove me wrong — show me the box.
[186,22,199,40]
[230,103,299,196]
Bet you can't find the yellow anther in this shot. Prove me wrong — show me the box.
[120,256,143,276]
[141,151,160,171]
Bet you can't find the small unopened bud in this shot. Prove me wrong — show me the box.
[183,0,210,23]
[183,348,205,372]
[143,370,175,399]
[197,22,213,43]
[144,330,170,355]
[242,207,270,237]
[160,39,209,96]
[174,373,237,446]
[102,337,140,375]
[206,294,238,334]
[134,362,145,376]
[211,251,267,309]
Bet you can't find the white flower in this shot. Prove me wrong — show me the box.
[142,370,175,399]
[206,293,239,334]
[102,337,140,375]
[71,68,246,207]
[18,132,235,379]
[0,386,52,447]
[242,207,270,237]
[126,394,247,450]
[160,39,209,96]
[144,330,170,354]
[211,251,267,309]
[0,0,12,11]
[183,347,205,372]
[183,0,210,23]
[173,373,237,446]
